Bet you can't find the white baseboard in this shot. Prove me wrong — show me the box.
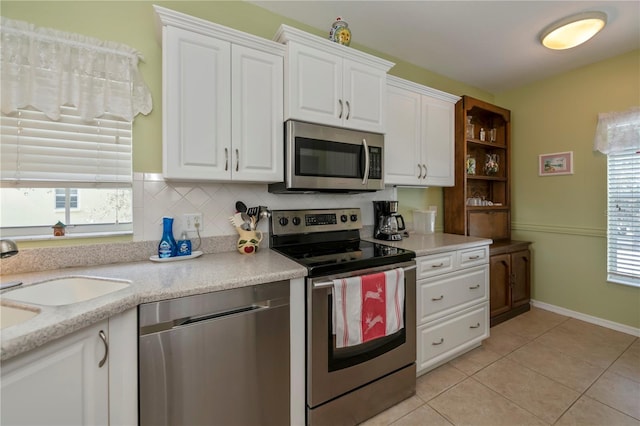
[531,300,640,337]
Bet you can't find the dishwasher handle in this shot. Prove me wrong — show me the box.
[139,299,283,336]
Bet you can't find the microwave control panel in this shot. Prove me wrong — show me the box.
[368,146,382,179]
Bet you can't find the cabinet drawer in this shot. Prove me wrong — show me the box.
[417,252,455,279]
[417,265,488,324]
[417,304,488,372]
[458,246,489,268]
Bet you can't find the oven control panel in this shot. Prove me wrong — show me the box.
[270,208,362,236]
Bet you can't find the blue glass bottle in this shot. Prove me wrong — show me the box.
[158,217,177,258]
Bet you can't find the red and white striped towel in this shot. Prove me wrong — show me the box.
[332,268,405,348]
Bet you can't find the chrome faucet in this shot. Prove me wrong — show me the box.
[0,239,22,290]
[1,239,19,258]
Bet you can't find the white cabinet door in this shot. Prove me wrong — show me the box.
[422,95,455,186]
[385,77,457,187]
[231,45,283,182]
[163,26,231,180]
[343,58,387,133]
[285,41,342,128]
[1,321,109,426]
[385,84,422,185]
[285,42,387,133]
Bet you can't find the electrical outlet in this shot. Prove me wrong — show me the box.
[184,213,203,232]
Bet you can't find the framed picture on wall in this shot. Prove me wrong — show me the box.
[539,151,574,176]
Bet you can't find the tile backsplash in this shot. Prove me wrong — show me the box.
[134,173,397,242]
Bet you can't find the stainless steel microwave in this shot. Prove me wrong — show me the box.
[268,120,384,193]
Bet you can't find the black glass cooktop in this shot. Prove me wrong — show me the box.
[272,239,415,278]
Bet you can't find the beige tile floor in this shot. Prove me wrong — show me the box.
[361,307,640,426]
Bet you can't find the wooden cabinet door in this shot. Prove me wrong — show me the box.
[343,58,387,132]
[285,41,342,127]
[1,321,109,425]
[489,253,511,317]
[468,210,510,239]
[385,84,421,185]
[231,45,283,182]
[163,26,231,180]
[422,94,455,186]
[511,249,531,308]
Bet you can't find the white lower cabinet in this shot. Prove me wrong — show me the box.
[416,245,490,376]
[1,309,137,425]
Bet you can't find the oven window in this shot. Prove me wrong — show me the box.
[327,293,406,372]
[295,137,363,179]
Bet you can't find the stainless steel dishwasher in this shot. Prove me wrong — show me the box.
[138,281,290,426]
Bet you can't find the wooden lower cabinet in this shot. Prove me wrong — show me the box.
[489,240,531,326]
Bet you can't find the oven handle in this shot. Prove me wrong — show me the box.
[313,264,417,289]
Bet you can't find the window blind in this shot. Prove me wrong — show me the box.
[607,148,640,286]
[1,106,132,188]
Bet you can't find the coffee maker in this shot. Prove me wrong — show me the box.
[373,201,406,241]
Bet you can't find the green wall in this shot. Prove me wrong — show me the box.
[496,50,640,329]
[2,2,638,328]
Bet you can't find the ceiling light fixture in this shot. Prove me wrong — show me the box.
[540,11,607,50]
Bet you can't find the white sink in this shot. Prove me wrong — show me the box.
[0,305,40,329]
[3,277,130,306]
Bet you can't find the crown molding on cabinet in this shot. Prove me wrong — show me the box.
[387,75,460,104]
[153,5,285,55]
[275,24,394,72]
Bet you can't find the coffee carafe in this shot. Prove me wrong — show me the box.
[373,201,406,241]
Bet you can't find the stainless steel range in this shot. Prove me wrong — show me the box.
[270,208,417,426]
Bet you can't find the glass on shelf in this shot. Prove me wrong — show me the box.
[466,154,476,175]
[466,116,475,139]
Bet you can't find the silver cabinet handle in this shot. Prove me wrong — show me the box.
[431,263,444,268]
[431,295,444,301]
[469,284,480,290]
[224,148,229,171]
[422,164,427,179]
[470,322,481,329]
[98,330,108,368]
[468,255,480,260]
[432,338,444,345]
[345,100,351,120]
[235,149,239,172]
[417,164,423,179]
[338,99,343,119]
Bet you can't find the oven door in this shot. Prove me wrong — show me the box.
[307,260,416,408]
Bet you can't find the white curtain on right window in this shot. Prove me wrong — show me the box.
[594,106,640,287]
[593,106,640,154]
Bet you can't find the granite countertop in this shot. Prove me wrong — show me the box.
[0,249,307,361]
[0,232,491,362]
[365,232,492,256]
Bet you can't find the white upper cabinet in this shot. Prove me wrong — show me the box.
[155,6,284,182]
[276,25,394,133]
[385,76,459,187]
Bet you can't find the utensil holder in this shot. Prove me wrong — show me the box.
[236,228,263,254]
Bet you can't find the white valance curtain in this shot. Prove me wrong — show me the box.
[593,106,640,154]
[0,16,152,122]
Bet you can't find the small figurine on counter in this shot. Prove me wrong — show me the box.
[52,221,66,236]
